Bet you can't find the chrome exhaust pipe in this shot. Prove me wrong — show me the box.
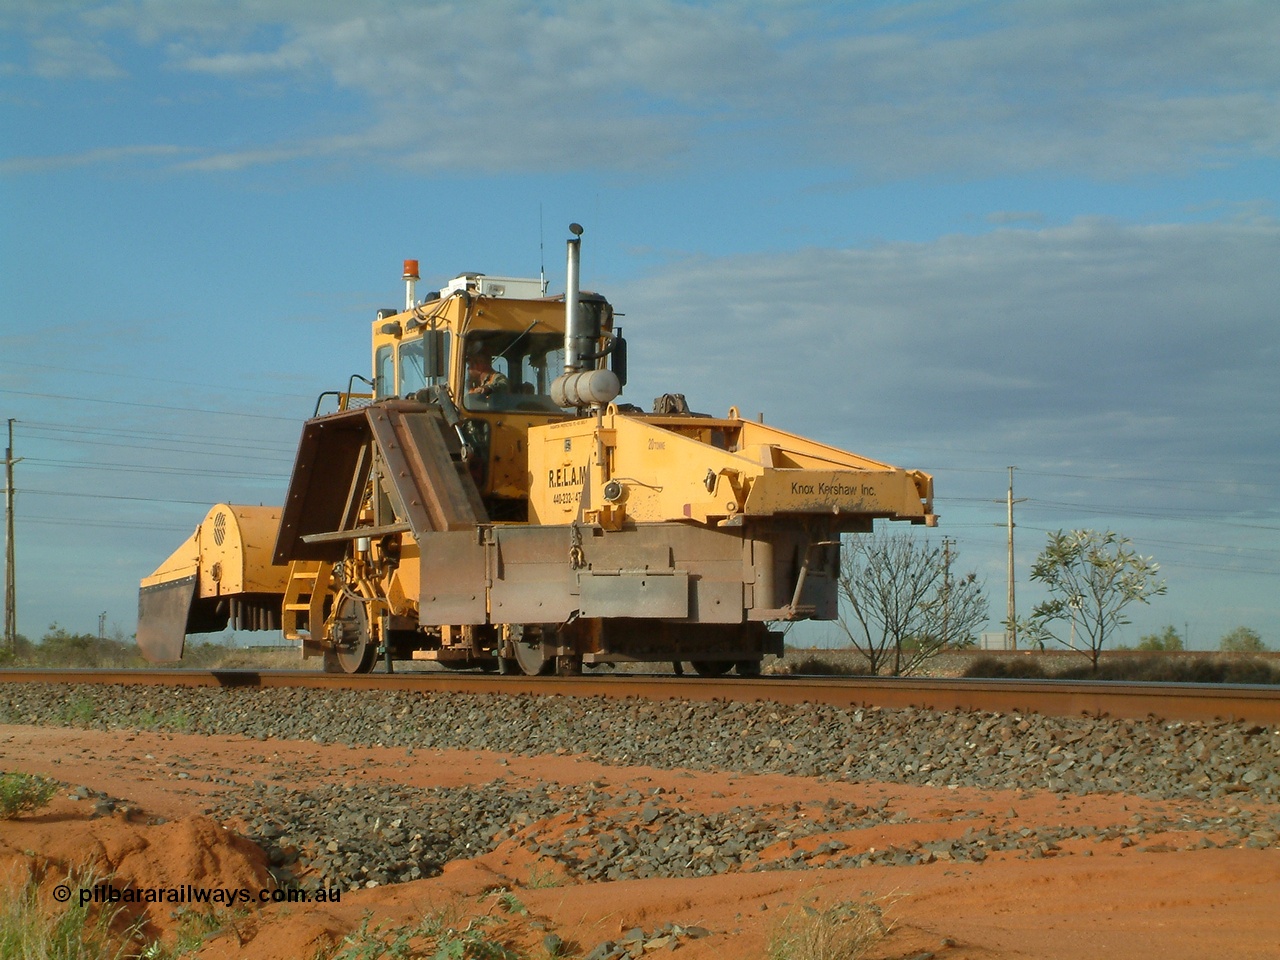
[564,223,584,373]
[552,222,620,409]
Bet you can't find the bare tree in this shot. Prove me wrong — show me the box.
[1021,529,1166,669]
[836,531,988,676]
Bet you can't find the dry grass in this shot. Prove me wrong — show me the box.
[764,654,868,676]
[0,629,311,672]
[0,867,145,960]
[766,898,890,960]
[192,646,310,671]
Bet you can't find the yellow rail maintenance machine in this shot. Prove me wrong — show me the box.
[139,225,935,676]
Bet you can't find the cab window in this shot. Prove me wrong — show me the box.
[399,340,424,396]
[375,345,395,399]
[462,332,568,413]
[400,337,434,395]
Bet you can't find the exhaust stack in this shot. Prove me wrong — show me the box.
[551,223,620,409]
[563,224,585,374]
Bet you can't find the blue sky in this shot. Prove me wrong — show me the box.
[2,0,1278,651]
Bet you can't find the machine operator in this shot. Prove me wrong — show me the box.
[466,351,509,399]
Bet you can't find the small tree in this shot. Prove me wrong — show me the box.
[1137,625,1183,652]
[1022,530,1166,669]
[1219,626,1268,653]
[836,531,988,676]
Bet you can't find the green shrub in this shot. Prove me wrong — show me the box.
[58,696,96,726]
[961,654,1280,684]
[322,905,518,960]
[769,655,867,676]
[960,656,1048,680]
[0,773,58,819]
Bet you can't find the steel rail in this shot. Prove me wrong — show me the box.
[1,668,1277,725]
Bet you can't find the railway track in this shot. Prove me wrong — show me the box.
[2,668,1277,726]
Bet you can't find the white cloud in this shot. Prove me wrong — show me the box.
[29,34,124,80]
[181,43,313,76]
[613,216,1280,477]
[5,0,1277,176]
[987,211,1045,226]
[0,143,193,174]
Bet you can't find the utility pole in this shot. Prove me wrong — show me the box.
[3,419,20,651]
[996,466,1026,650]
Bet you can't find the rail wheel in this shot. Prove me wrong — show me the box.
[322,595,377,674]
[511,639,554,676]
[690,660,732,677]
[734,659,762,677]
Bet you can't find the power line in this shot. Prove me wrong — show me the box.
[1026,499,1280,531]
[20,434,293,462]
[940,493,1280,532]
[20,424,292,459]
[21,515,192,532]
[932,465,1280,502]
[1019,468,1280,492]
[20,418,294,449]
[21,457,287,482]
[0,387,302,422]
[17,488,238,507]
[0,357,318,403]
[1029,497,1252,519]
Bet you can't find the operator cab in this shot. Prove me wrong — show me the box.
[371,273,616,413]
[461,330,566,414]
[367,272,620,518]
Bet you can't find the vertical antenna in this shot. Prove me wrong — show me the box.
[538,203,546,294]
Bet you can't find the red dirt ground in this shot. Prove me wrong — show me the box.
[1,724,1276,959]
